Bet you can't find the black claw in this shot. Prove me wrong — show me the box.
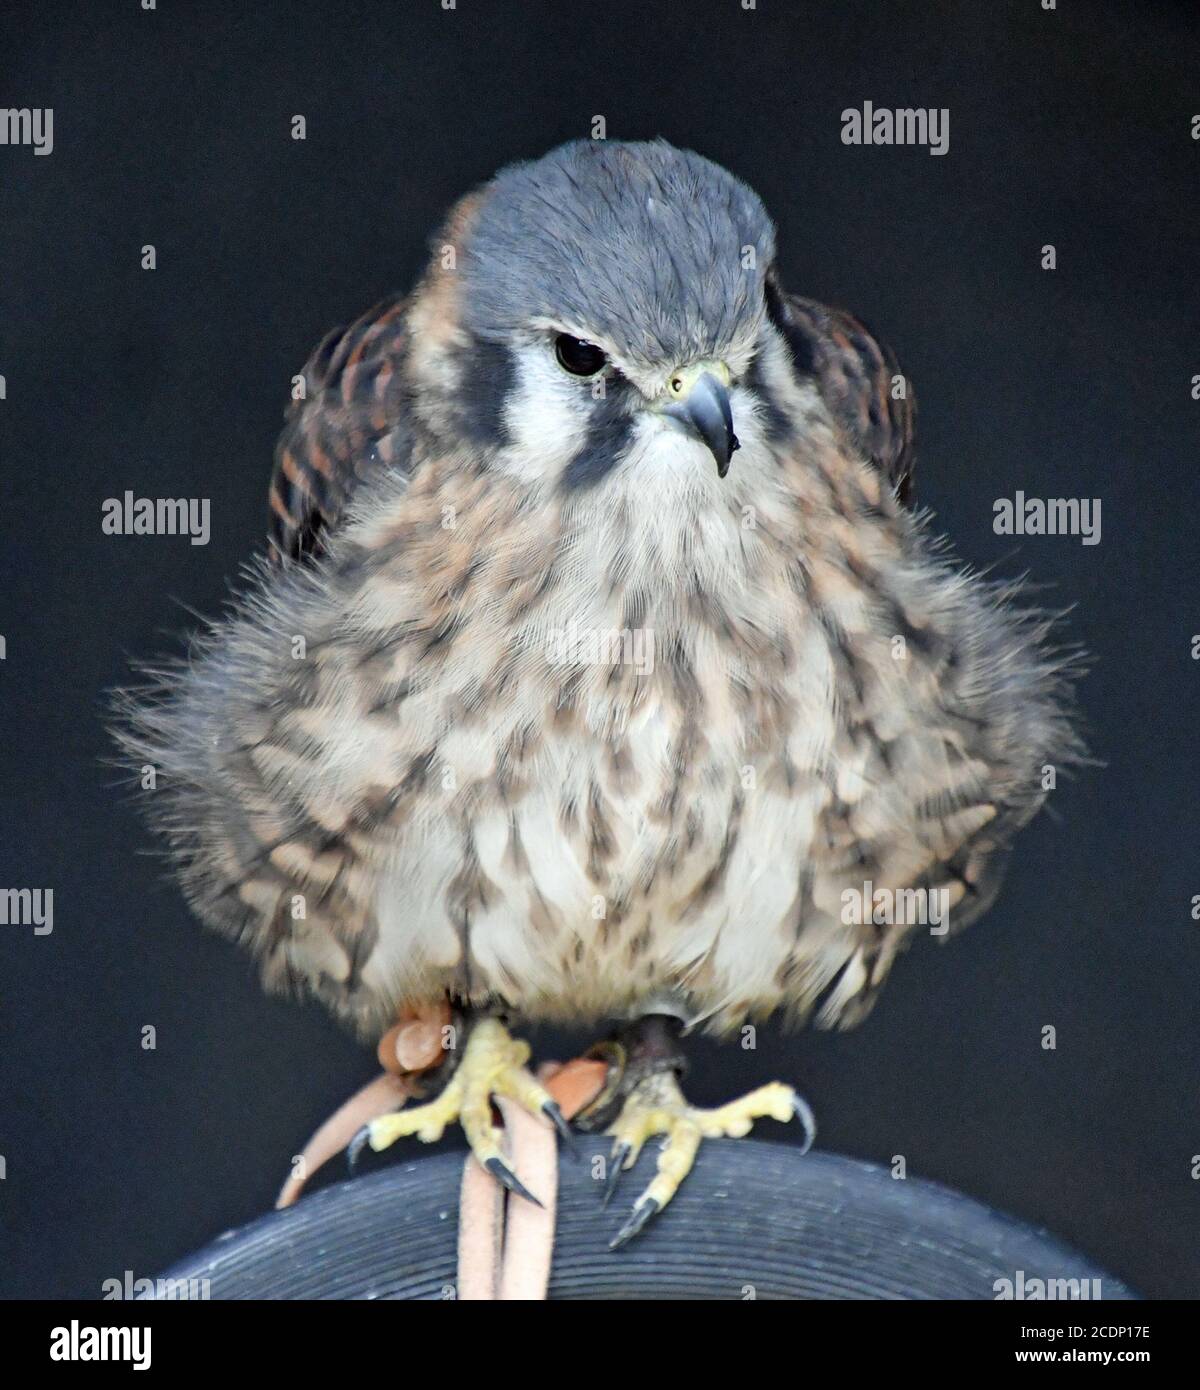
[603,1140,631,1208]
[484,1155,544,1208]
[792,1094,817,1155]
[610,1196,660,1249]
[347,1124,372,1172]
[542,1100,577,1154]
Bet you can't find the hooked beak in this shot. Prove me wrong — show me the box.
[662,364,740,477]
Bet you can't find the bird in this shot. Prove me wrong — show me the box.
[116,139,1079,1247]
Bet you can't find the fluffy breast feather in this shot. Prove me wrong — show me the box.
[115,409,1079,1041]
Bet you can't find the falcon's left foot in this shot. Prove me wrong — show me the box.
[575,1015,815,1248]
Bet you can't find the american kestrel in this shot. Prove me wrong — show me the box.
[118,140,1078,1245]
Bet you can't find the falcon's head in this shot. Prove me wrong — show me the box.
[406,139,785,488]
[271,138,913,564]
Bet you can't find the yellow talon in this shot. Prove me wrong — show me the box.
[351,1017,568,1206]
[603,1070,814,1247]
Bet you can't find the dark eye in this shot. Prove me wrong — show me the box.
[555,333,607,377]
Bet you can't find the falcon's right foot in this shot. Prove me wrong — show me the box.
[349,1016,572,1206]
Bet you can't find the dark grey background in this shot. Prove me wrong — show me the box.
[1,0,1197,1300]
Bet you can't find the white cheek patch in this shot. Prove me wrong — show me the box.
[494,344,796,504]
[497,348,589,481]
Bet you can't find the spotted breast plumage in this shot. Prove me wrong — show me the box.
[117,140,1079,1243]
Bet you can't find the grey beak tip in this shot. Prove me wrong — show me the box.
[665,370,738,477]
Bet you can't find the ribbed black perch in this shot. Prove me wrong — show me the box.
[150,1142,1135,1300]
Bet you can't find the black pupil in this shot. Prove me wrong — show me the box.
[555,334,607,376]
